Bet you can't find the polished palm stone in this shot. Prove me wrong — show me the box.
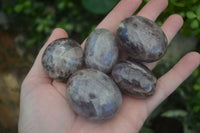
[117,16,168,62]
[67,69,122,120]
[112,60,157,98]
[42,38,83,81]
[84,28,118,73]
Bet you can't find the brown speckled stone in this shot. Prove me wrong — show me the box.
[84,28,118,73]
[112,60,157,98]
[42,38,83,81]
[67,69,122,120]
[117,16,168,62]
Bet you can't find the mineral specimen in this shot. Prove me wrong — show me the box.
[84,28,118,73]
[42,38,83,81]
[112,60,157,98]
[67,69,122,120]
[116,16,168,62]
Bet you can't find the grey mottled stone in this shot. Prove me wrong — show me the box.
[117,16,168,62]
[42,38,83,81]
[84,28,118,73]
[67,69,122,120]
[112,60,157,98]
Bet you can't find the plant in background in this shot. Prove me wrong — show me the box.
[167,0,200,38]
[139,59,200,133]
[2,0,200,51]
[2,0,104,55]
[81,0,200,39]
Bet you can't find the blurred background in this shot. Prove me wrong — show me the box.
[0,0,200,132]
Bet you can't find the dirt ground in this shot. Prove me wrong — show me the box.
[0,31,32,132]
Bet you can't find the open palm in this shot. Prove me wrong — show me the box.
[19,0,200,133]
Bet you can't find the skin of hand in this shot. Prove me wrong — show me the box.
[18,0,200,133]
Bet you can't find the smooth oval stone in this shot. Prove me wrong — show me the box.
[116,16,168,62]
[84,28,118,73]
[67,69,122,120]
[42,38,83,81]
[112,60,157,98]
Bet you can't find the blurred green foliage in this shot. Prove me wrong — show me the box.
[2,0,200,52]
[140,58,200,132]
[141,0,200,38]
[161,0,200,38]
[1,0,200,132]
[2,0,106,53]
[149,60,200,132]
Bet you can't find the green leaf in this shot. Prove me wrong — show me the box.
[58,1,66,10]
[196,7,200,16]
[193,106,200,113]
[65,23,74,31]
[190,19,199,29]
[156,21,163,26]
[36,24,44,32]
[161,110,187,118]
[14,4,24,13]
[179,12,185,17]
[186,11,196,19]
[194,84,200,91]
[24,1,31,8]
[81,0,119,14]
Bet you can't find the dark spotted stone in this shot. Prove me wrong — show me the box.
[116,16,168,62]
[67,69,122,120]
[42,38,83,81]
[84,28,119,73]
[112,60,157,98]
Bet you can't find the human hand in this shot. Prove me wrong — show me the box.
[19,0,200,133]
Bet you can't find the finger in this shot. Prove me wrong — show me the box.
[81,0,142,49]
[161,14,184,43]
[26,28,68,81]
[137,0,168,21]
[145,14,184,69]
[96,0,142,33]
[146,52,200,115]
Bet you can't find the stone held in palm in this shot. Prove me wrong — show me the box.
[42,38,83,81]
[67,69,122,120]
[116,16,168,63]
[84,28,119,73]
[112,60,157,98]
